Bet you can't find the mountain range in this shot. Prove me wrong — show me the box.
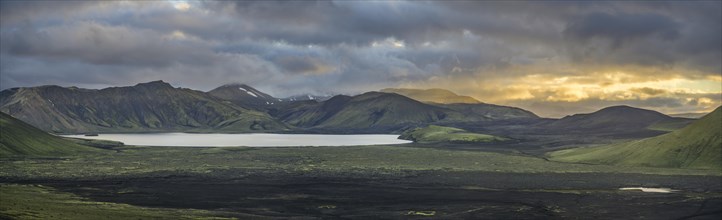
[0,81,701,135]
[1,80,719,170]
[0,81,286,133]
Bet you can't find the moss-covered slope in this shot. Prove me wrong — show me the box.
[0,112,100,156]
[400,125,507,143]
[276,92,468,132]
[549,106,722,170]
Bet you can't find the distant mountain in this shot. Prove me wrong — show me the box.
[0,112,100,156]
[380,88,538,120]
[549,106,721,170]
[670,112,709,119]
[281,94,333,102]
[0,81,287,133]
[436,103,538,120]
[274,92,472,133]
[208,84,282,108]
[544,105,693,133]
[380,88,481,104]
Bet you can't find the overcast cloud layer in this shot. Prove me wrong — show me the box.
[1,1,720,117]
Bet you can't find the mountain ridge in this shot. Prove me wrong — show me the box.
[273,92,473,133]
[543,105,693,133]
[0,82,287,133]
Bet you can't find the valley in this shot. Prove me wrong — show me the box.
[1,82,720,219]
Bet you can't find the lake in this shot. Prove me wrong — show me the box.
[62,133,412,147]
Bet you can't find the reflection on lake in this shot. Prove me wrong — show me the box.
[62,133,411,147]
[619,187,676,193]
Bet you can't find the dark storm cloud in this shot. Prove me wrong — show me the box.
[1,21,216,67]
[564,12,681,48]
[0,0,720,115]
[273,55,330,75]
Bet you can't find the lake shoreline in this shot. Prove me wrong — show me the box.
[61,133,412,147]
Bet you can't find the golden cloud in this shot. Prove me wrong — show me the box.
[402,62,721,117]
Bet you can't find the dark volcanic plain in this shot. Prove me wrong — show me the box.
[2,142,720,219]
[32,171,722,219]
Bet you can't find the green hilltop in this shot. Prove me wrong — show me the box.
[399,125,507,144]
[548,106,722,170]
[0,112,101,156]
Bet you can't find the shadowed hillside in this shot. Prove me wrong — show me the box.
[0,81,287,133]
[0,112,100,156]
[544,105,693,133]
[274,92,471,133]
[437,103,538,120]
[381,88,537,120]
[549,106,722,170]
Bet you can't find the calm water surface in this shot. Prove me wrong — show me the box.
[62,133,411,147]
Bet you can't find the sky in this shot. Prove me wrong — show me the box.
[0,1,720,118]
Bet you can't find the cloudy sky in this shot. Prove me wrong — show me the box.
[1,1,720,117]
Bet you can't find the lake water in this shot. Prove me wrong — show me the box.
[619,187,676,193]
[62,133,411,147]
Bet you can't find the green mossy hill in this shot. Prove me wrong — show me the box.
[549,106,722,170]
[399,125,507,143]
[0,112,100,156]
[0,81,287,133]
[381,88,538,120]
[275,92,467,132]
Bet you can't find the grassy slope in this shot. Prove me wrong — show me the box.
[318,92,463,129]
[275,92,468,132]
[2,145,717,181]
[549,106,722,170]
[0,112,100,156]
[645,117,694,132]
[399,125,507,143]
[0,184,237,220]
